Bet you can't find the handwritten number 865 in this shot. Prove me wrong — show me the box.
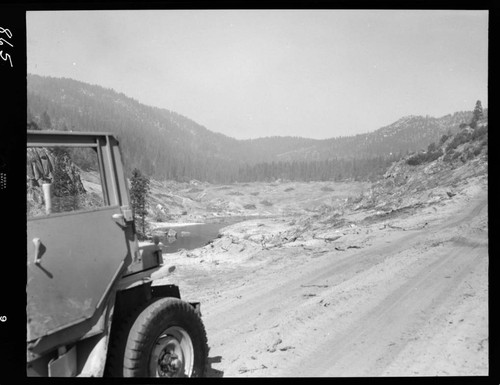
[0,27,13,67]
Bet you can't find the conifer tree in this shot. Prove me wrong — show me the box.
[130,168,150,239]
[471,100,483,128]
[41,111,52,130]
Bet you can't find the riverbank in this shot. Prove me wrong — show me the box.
[152,173,487,376]
[149,221,205,229]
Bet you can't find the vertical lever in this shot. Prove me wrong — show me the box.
[33,237,43,265]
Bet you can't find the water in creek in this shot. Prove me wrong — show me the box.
[158,217,252,254]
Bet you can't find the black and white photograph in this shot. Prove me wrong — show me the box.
[21,8,489,378]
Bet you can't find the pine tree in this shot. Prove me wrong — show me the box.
[130,168,150,239]
[41,111,52,130]
[471,100,483,128]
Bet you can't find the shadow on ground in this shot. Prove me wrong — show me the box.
[205,355,224,377]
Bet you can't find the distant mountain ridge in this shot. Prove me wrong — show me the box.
[274,112,481,162]
[27,74,484,182]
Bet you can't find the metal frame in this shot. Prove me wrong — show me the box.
[27,130,129,210]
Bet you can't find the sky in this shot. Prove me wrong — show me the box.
[27,10,488,140]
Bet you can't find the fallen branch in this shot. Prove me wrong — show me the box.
[238,364,268,373]
[313,235,342,242]
[267,338,283,353]
[324,236,342,242]
[279,346,295,351]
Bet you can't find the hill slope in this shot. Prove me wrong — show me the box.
[142,117,487,226]
[27,74,484,182]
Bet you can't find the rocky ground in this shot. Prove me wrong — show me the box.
[145,178,370,228]
[147,136,488,377]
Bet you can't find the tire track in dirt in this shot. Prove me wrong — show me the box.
[287,235,486,376]
[202,191,487,376]
[435,193,487,231]
[285,194,487,376]
[203,229,445,375]
[381,238,488,376]
[203,231,413,338]
[204,222,457,343]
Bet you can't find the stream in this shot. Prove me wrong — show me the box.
[156,217,256,254]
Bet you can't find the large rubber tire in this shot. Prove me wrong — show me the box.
[106,297,208,377]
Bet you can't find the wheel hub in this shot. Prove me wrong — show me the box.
[158,350,182,376]
[150,326,194,377]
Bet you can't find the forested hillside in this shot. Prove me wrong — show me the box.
[27,75,482,183]
[274,112,480,162]
[27,75,241,182]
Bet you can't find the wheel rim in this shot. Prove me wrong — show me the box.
[149,326,194,377]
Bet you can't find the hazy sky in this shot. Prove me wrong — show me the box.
[27,10,488,140]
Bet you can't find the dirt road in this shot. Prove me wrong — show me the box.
[164,185,488,377]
